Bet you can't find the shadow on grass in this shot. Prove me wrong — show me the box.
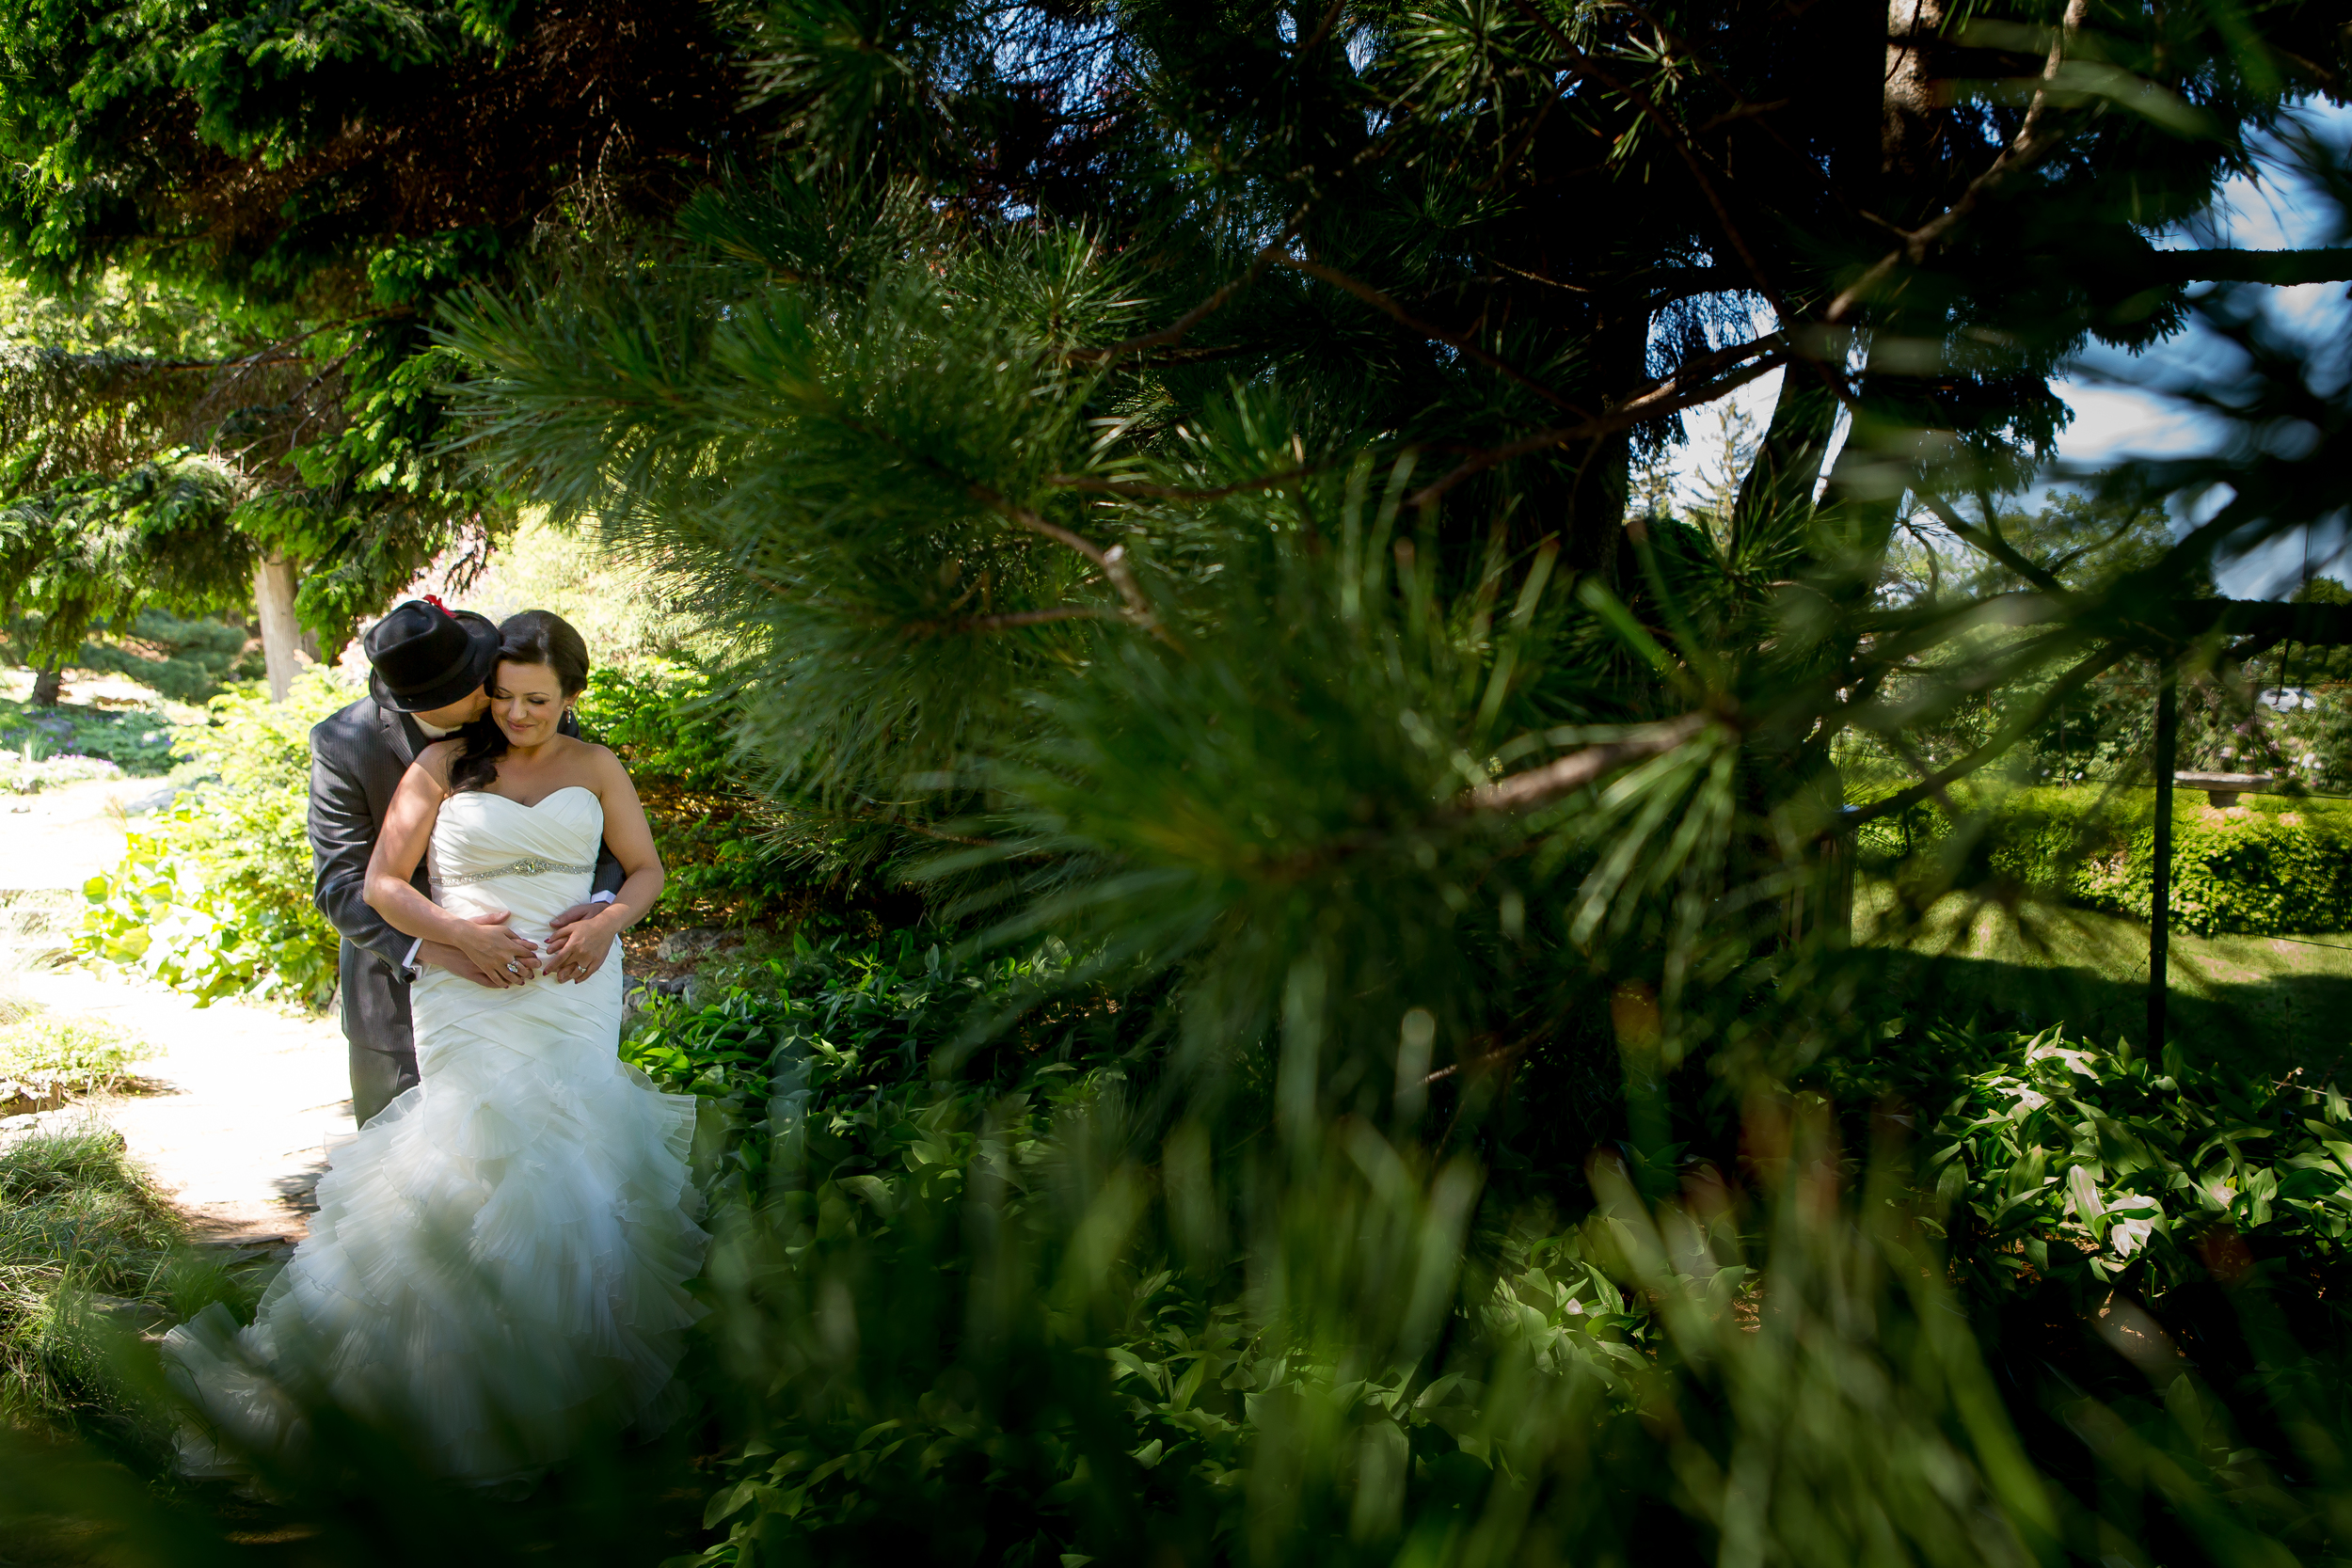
[1846,882,2352,1079]
[1847,946,2352,1080]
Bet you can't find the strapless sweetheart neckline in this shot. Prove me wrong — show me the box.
[464,784,598,812]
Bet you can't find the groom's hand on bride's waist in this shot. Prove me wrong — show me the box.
[415,941,501,988]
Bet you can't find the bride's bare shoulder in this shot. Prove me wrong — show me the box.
[411,739,462,790]
[564,736,632,787]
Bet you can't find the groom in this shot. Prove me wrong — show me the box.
[309,598,626,1125]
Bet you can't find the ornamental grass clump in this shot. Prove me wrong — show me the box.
[0,1128,183,1425]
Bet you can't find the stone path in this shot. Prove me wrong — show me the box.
[5,771,352,1247]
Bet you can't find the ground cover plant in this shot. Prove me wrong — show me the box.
[607,952,2352,1566]
[0,689,181,790]
[0,1013,151,1112]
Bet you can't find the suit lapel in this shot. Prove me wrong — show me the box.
[377,701,421,769]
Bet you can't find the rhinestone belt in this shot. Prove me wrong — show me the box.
[434,856,596,889]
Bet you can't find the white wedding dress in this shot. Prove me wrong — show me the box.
[164,785,707,1481]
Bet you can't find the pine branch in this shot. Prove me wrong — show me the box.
[1065,213,1310,364]
[1044,466,1324,501]
[904,605,1115,636]
[1462,711,1713,814]
[1909,487,2072,598]
[1843,638,2130,826]
[2132,248,2352,286]
[1276,255,1591,417]
[1506,0,1792,328]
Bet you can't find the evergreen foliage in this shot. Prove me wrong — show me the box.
[422,3,2352,1559]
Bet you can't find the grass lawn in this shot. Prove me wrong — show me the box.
[1851,882,2352,1080]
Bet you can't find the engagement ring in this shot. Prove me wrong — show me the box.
[506,961,523,974]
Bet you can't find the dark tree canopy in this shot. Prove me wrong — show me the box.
[0,0,761,646]
[0,0,752,299]
[439,0,2352,1090]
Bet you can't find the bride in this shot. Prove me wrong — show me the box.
[165,610,707,1482]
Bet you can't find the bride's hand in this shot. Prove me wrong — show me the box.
[451,911,540,987]
[541,911,615,984]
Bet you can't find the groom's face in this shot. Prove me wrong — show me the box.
[413,685,491,731]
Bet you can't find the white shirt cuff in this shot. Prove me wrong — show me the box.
[592,891,616,905]
[402,937,423,978]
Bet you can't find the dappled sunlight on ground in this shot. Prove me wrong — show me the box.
[1856,881,2352,1076]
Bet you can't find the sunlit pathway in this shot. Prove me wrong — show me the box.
[17,964,353,1246]
[8,762,352,1248]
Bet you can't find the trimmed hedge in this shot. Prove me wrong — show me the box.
[1854,784,2352,936]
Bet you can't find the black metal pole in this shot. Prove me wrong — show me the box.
[2149,672,2178,1048]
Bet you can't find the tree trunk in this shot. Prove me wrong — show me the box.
[29,661,62,707]
[254,555,302,703]
[1882,0,1947,197]
[1562,303,1651,582]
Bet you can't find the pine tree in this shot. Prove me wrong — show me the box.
[437,20,2352,1545]
[451,0,2352,1081]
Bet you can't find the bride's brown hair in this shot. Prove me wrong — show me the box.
[448,610,593,794]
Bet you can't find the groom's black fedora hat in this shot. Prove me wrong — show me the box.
[363,598,499,713]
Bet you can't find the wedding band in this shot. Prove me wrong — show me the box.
[505,961,522,974]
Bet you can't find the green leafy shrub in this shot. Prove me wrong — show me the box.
[581,663,901,934]
[1854,785,2352,935]
[73,672,352,1007]
[579,661,739,794]
[2074,804,2352,935]
[581,660,791,928]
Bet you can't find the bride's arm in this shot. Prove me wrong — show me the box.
[542,747,665,984]
[365,749,545,987]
